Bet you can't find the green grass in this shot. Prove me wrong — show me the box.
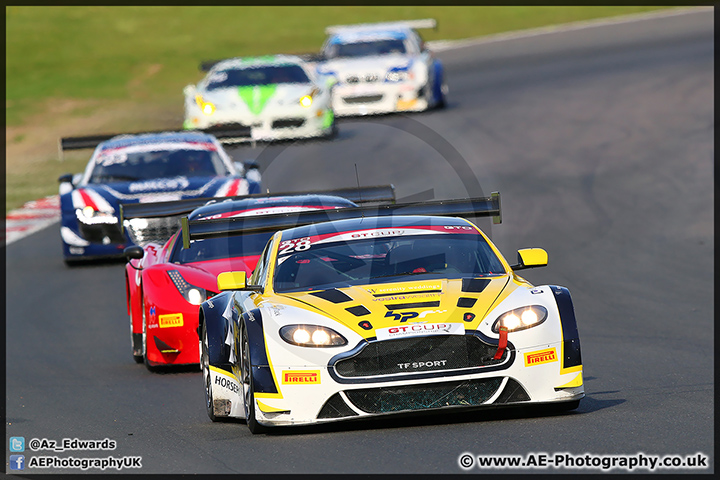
[5,154,90,212]
[6,6,675,212]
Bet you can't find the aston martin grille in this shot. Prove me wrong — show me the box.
[333,335,506,378]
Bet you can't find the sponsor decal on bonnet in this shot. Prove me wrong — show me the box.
[376,322,464,341]
[129,177,190,192]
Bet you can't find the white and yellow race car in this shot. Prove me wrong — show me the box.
[188,194,583,433]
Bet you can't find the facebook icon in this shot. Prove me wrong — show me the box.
[9,455,25,470]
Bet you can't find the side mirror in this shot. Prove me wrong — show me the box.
[217,271,263,292]
[183,84,196,96]
[243,161,259,171]
[58,173,74,184]
[243,161,261,183]
[511,248,548,270]
[324,76,338,88]
[124,246,144,261]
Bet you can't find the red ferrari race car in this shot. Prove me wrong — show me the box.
[122,186,395,370]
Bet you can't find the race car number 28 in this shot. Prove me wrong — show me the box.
[278,237,311,255]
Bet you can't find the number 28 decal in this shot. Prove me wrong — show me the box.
[278,237,312,255]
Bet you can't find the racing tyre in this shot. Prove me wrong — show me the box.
[130,291,143,363]
[240,321,267,434]
[436,83,448,109]
[201,322,219,422]
[327,121,339,140]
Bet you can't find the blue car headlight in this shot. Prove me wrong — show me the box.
[385,64,414,82]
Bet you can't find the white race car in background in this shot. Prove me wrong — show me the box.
[316,19,448,116]
[184,55,336,141]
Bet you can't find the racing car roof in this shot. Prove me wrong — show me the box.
[324,19,436,35]
[273,214,482,242]
[327,29,409,45]
[211,54,307,71]
[98,131,216,150]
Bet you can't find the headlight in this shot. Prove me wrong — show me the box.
[299,95,313,108]
[491,305,548,333]
[167,269,207,305]
[385,70,413,82]
[82,206,95,218]
[76,207,118,225]
[195,95,216,115]
[279,325,347,347]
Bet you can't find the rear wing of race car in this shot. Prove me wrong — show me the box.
[120,184,396,222]
[119,185,397,245]
[182,192,501,248]
[324,18,437,35]
[58,126,253,158]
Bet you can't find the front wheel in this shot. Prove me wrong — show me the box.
[240,321,267,434]
[201,322,219,422]
[130,290,143,363]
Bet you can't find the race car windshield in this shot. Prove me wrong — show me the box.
[170,233,273,264]
[88,148,229,184]
[206,65,310,89]
[325,39,407,58]
[273,234,506,293]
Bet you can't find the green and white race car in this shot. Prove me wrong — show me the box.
[184,55,336,141]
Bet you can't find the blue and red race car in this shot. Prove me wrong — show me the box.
[58,130,260,264]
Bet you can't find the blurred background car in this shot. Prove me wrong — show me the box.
[184,55,336,141]
[316,19,447,116]
[58,130,261,264]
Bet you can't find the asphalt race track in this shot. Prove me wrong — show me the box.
[5,10,713,474]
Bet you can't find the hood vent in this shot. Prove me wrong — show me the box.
[385,301,440,310]
[461,278,491,293]
[346,305,371,317]
[457,297,478,308]
[310,289,353,304]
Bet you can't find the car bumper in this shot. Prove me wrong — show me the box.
[144,295,203,367]
[332,82,429,116]
[60,220,129,261]
[185,107,334,141]
[213,332,583,428]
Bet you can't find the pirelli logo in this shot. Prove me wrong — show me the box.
[524,348,558,367]
[159,313,183,328]
[282,370,320,385]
